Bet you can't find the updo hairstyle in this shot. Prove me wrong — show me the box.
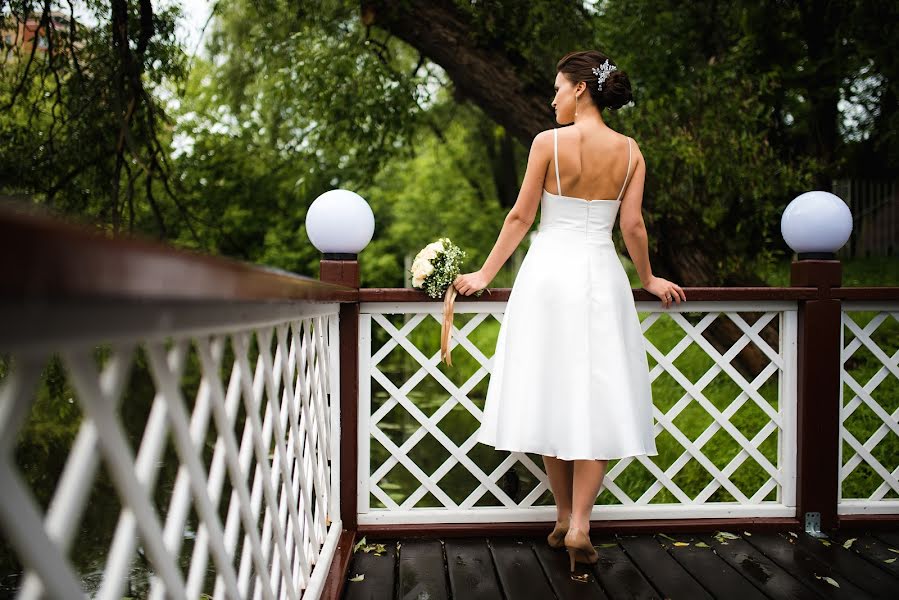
[556,50,633,110]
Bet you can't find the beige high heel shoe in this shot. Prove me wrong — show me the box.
[546,515,571,548]
[564,527,599,572]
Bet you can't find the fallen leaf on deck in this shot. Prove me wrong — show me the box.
[359,542,385,554]
[713,531,739,543]
[814,574,840,588]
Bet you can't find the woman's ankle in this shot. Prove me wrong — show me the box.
[569,516,591,531]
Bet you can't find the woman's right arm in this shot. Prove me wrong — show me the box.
[618,144,654,286]
[619,142,686,308]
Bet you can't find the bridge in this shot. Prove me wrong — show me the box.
[0,206,897,599]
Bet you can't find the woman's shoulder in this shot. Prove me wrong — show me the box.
[606,127,638,147]
[535,126,642,156]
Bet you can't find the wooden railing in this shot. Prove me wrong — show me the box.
[1,206,897,598]
[341,280,899,541]
[838,299,899,517]
[355,292,801,525]
[0,208,352,599]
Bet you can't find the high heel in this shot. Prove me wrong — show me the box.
[546,515,570,548]
[564,527,599,572]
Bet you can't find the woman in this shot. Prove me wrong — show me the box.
[452,50,686,572]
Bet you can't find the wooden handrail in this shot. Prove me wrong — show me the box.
[0,205,357,303]
[359,286,824,302]
[832,287,899,300]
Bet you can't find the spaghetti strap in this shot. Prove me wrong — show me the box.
[615,137,632,202]
[553,128,562,196]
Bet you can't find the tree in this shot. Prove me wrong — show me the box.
[1,0,189,238]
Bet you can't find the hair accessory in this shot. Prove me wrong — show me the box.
[591,59,617,91]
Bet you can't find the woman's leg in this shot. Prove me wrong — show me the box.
[542,455,574,521]
[570,459,609,533]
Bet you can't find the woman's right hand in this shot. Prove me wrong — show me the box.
[644,276,686,309]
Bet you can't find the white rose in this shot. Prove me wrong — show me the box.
[411,258,435,281]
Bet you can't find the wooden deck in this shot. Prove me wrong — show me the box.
[341,527,899,599]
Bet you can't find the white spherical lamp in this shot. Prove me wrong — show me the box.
[780,191,852,260]
[305,189,375,258]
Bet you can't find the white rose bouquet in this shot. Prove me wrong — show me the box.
[410,237,488,366]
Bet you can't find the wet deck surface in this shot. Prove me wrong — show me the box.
[342,528,899,599]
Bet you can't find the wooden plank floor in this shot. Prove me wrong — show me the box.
[342,528,899,599]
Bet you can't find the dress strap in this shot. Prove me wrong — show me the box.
[615,137,633,202]
[553,128,562,196]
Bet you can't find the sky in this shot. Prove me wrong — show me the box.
[171,0,213,56]
[71,0,214,57]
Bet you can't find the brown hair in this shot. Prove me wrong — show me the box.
[556,50,633,111]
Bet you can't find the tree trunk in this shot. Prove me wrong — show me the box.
[361,0,780,380]
[798,0,847,191]
[360,0,552,146]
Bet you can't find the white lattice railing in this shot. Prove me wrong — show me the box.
[357,299,799,525]
[0,302,342,599]
[839,301,899,515]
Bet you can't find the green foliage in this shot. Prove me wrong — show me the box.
[0,1,188,233]
[358,103,513,288]
[596,0,823,279]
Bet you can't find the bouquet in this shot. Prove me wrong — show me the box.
[410,237,488,366]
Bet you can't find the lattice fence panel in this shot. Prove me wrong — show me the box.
[357,300,797,524]
[0,309,341,599]
[839,302,899,514]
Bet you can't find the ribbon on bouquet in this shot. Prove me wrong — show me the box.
[441,283,491,366]
[440,284,459,366]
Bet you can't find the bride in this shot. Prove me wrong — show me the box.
[453,50,685,573]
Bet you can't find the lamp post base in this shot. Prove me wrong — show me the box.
[796,251,836,260]
[322,252,358,260]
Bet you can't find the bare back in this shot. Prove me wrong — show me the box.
[543,126,633,202]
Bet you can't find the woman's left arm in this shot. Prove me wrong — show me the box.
[454,131,551,296]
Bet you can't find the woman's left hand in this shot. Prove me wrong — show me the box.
[453,270,490,296]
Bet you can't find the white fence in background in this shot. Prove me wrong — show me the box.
[357,300,799,525]
[0,302,342,599]
[833,178,897,258]
[838,302,899,515]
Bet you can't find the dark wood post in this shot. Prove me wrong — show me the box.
[320,257,360,531]
[791,259,842,532]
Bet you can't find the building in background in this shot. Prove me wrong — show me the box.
[1,10,77,58]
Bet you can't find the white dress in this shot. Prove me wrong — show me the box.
[475,128,658,460]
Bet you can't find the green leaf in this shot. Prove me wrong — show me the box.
[814,574,840,588]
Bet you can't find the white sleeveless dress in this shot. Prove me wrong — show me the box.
[475,128,658,460]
